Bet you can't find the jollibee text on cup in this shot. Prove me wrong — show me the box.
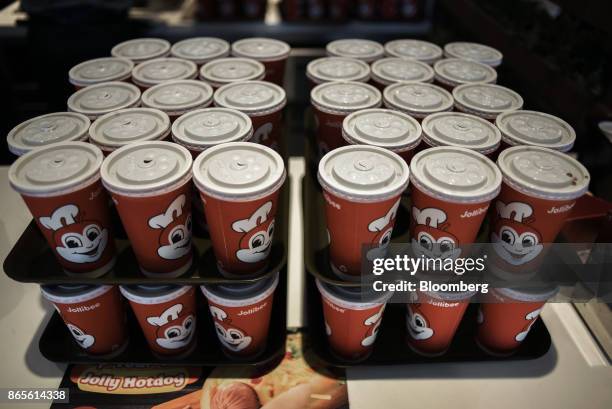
[311,81,382,158]
[318,145,409,278]
[406,289,474,356]
[213,81,286,152]
[200,272,279,358]
[41,285,127,355]
[316,279,392,361]
[409,147,502,262]
[8,142,116,277]
[192,142,286,276]
[100,141,194,277]
[476,286,558,355]
[231,38,291,86]
[488,146,590,275]
[120,285,197,357]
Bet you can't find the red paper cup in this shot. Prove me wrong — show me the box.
[383,82,454,123]
[342,108,422,166]
[453,83,523,123]
[476,286,558,355]
[193,142,286,276]
[409,147,502,259]
[326,39,384,63]
[199,58,266,89]
[88,108,171,156]
[170,37,230,66]
[231,38,291,86]
[69,57,134,90]
[311,81,381,157]
[406,289,475,356]
[200,272,279,358]
[101,141,194,277]
[443,42,503,68]
[318,145,409,278]
[214,81,286,152]
[7,112,90,157]
[433,58,497,91]
[131,58,198,90]
[316,279,392,361]
[488,146,590,274]
[384,39,443,65]
[120,285,197,357]
[111,38,171,64]
[306,57,371,88]
[141,80,213,122]
[67,81,141,121]
[370,58,434,90]
[9,142,116,277]
[41,285,127,355]
[496,110,576,152]
[421,112,501,157]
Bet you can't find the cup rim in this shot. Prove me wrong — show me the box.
[41,284,113,304]
[200,271,279,308]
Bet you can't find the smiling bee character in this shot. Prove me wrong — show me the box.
[366,199,400,261]
[232,201,275,264]
[39,204,109,264]
[491,201,543,266]
[411,207,461,260]
[148,194,192,260]
[146,304,195,350]
[209,306,252,352]
[67,323,95,349]
[406,294,434,341]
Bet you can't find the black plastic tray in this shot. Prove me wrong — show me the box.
[3,182,289,285]
[305,273,551,367]
[39,267,287,366]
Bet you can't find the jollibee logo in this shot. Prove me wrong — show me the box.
[209,306,252,352]
[406,293,434,341]
[491,201,543,266]
[411,207,460,259]
[148,195,192,260]
[146,304,195,350]
[232,201,274,263]
[67,323,95,349]
[361,305,385,347]
[366,199,400,260]
[39,204,109,264]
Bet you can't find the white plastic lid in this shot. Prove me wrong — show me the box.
[192,142,286,200]
[383,82,453,117]
[383,39,443,64]
[306,57,370,84]
[342,108,422,151]
[7,112,91,156]
[318,145,409,201]
[316,279,392,309]
[131,58,198,88]
[433,58,497,86]
[89,108,171,150]
[497,146,590,200]
[67,81,141,119]
[453,83,523,119]
[231,37,291,61]
[496,110,576,152]
[410,146,502,203]
[495,285,559,303]
[170,37,230,64]
[444,42,503,67]
[100,141,192,195]
[371,57,435,85]
[69,57,134,87]
[141,80,214,115]
[310,81,381,115]
[120,284,192,305]
[199,58,265,87]
[42,284,113,304]
[9,141,103,196]
[213,81,287,116]
[421,112,501,154]
[326,39,384,62]
[172,108,253,150]
[201,272,279,307]
[111,38,171,63]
